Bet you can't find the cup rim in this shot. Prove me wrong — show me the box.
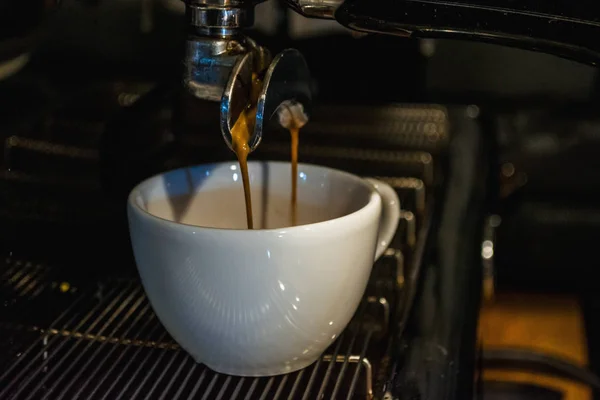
[127,161,381,233]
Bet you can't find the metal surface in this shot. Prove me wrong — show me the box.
[295,104,450,153]
[182,36,252,102]
[334,0,600,66]
[182,0,263,36]
[186,5,254,36]
[180,0,266,102]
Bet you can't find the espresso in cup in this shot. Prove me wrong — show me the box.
[128,161,400,376]
[147,188,329,230]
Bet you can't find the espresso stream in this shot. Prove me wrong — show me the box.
[230,103,255,229]
[290,126,299,226]
[230,74,301,229]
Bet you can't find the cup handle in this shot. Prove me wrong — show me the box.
[364,178,401,261]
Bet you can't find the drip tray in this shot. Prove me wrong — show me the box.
[0,250,402,400]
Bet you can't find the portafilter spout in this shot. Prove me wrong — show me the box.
[220,48,312,152]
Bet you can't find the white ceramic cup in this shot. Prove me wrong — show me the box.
[127,161,400,377]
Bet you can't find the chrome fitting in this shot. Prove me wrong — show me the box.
[182,0,263,36]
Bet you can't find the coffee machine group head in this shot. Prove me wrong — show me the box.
[181,0,600,154]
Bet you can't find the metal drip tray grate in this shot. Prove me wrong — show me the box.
[0,252,402,400]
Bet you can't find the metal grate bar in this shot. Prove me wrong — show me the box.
[316,333,346,399]
[29,284,131,396]
[287,368,305,399]
[98,325,165,399]
[230,376,245,400]
[27,285,143,400]
[1,262,30,290]
[320,355,373,400]
[126,335,172,400]
[4,136,99,163]
[347,330,374,399]
[214,375,232,400]
[272,374,288,400]
[14,267,46,292]
[0,284,123,398]
[157,353,193,400]
[86,311,160,399]
[140,347,182,400]
[55,301,152,400]
[258,377,275,400]
[70,302,154,399]
[111,330,169,400]
[1,263,50,310]
[185,368,207,400]
[201,373,219,400]
[0,285,82,378]
[18,272,50,299]
[301,352,323,400]
[4,264,38,292]
[366,296,390,336]
[384,248,405,290]
[330,301,369,400]
[171,362,198,400]
[244,378,259,400]
[374,177,426,215]
[4,275,52,334]
[401,211,417,248]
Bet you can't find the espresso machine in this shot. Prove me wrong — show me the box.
[2,1,600,399]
